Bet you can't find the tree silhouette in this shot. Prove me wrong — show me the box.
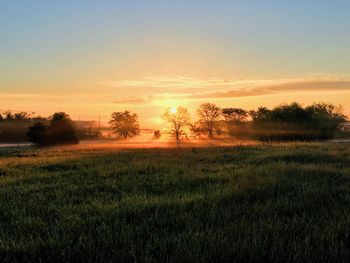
[162,107,191,141]
[249,107,270,121]
[250,102,346,141]
[14,112,31,121]
[26,122,50,146]
[197,103,221,138]
[222,108,249,137]
[109,111,140,138]
[222,108,248,123]
[49,112,79,144]
[3,111,14,121]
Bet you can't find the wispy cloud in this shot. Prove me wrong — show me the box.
[100,76,350,105]
[191,80,350,99]
[3,76,350,109]
[111,96,150,105]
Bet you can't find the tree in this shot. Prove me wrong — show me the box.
[14,111,31,121]
[197,103,221,138]
[249,107,271,121]
[27,112,79,146]
[222,108,249,137]
[189,122,203,138]
[305,103,346,139]
[3,111,14,121]
[109,111,140,138]
[49,112,79,144]
[162,107,191,141]
[26,122,50,146]
[250,102,346,141]
[222,108,248,123]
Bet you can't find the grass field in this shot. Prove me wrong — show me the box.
[1,143,350,262]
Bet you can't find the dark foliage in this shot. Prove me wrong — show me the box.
[0,111,42,143]
[49,112,79,145]
[250,102,346,141]
[27,112,79,146]
[222,108,249,137]
[26,122,50,146]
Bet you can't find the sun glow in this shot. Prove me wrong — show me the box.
[170,107,177,114]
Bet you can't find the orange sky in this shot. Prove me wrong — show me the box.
[2,1,350,128]
[2,75,350,128]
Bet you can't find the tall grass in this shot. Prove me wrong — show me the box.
[0,143,349,262]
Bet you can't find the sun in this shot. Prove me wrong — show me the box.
[170,107,177,114]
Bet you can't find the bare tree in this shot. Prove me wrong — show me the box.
[197,103,221,138]
[162,107,191,141]
[109,111,140,139]
[189,122,203,139]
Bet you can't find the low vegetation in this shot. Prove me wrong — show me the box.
[0,143,350,261]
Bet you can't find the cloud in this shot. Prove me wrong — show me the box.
[10,76,346,108]
[100,76,280,92]
[104,76,350,104]
[111,96,150,105]
[191,80,350,99]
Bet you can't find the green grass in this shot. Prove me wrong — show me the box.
[1,143,350,262]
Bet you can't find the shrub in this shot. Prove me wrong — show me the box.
[27,112,79,146]
[27,122,51,146]
[153,130,161,139]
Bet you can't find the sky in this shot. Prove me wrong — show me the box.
[1,0,350,127]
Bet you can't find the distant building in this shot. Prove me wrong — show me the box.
[340,121,350,132]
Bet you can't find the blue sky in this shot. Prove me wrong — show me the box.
[1,0,350,124]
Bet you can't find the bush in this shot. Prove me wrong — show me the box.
[27,122,50,146]
[153,130,161,139]
[27,112,79,146]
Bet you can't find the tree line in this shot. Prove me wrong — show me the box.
[0,111,98,145]
[110,102,346,142]
[0,101,346,146]
[163,102,346,141]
